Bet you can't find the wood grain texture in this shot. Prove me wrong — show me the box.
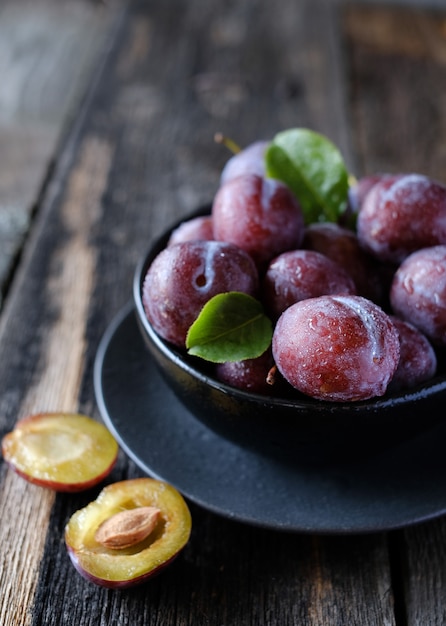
[343,3,446,178]
[0,0,123,307]
[344,5,446,625]
[1,0,445,624]
[0,4,122,624]
[399,520,446,625]
[0,2,395,624]
[0,135,114,626]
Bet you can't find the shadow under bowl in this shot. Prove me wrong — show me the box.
[133,207,446,464]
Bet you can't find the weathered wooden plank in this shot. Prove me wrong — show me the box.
[0,0,124,307]
[0,136,115,626]
[343,3,446,179]
[0,3,124,626]
[0,1,397,624]
[10,2,446,624]
[343,5,446,625]
[398,519,446,625]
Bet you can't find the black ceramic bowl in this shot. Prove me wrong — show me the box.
[133,207,446,462]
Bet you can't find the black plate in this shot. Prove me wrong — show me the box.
[94,303,446,534]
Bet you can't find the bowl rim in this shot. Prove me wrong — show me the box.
[133,206,446,413]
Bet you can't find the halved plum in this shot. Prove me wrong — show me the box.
[1,412,118,492]
[65,478,192,588]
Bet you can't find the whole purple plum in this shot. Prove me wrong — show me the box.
[357,174,446,263]
[142,240,259,347]
[390,245,446,346]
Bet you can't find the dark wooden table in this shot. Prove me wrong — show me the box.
[2,0,446,624]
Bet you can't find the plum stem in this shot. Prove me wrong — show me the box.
[266,365,277,386]
[214,132,242,155]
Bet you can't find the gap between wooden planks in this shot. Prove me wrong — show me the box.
[0,137,113,626]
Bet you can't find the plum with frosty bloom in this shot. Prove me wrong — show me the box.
[272,295,400,402]
[142,240,259,347]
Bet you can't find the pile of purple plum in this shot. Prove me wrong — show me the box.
[142,138,446,403]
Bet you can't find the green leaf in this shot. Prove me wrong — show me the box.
[265,128,349,224]
[186,292,273,363]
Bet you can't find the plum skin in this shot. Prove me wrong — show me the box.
[272,295,400,402]
[388,316,437,392]
[302,222,384,304]
[66,544,178,589]
[219,140,269,184]
[212,173,304,269]
[390,245,446,346]
[357,174,446,263]
[142,239,259,347]
[262,249,356,320]
[167,215,214,246]
[215,349,276,394]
